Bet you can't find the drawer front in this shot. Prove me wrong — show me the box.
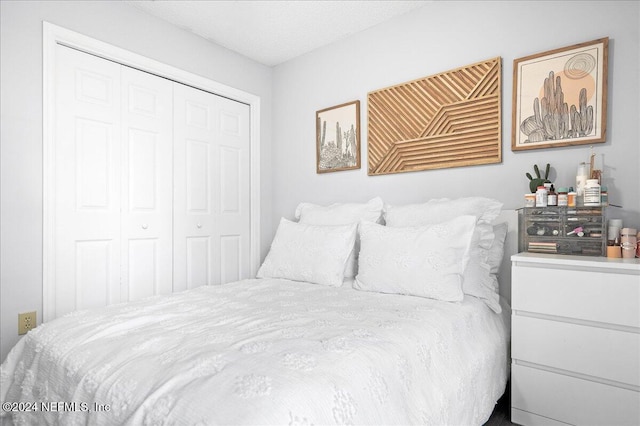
[512,264,640,327]
[512,315,640,386]
[511,408,568,426]
[512,364,640,426]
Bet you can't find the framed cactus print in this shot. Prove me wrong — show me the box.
[512,38,608,151]
[316,100,360,173]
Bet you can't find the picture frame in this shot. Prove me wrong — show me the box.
[316,100,360,173]
[512,37,608,151]
[367,57,501,175]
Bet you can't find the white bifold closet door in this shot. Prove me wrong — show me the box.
[52,45,250,318]
[173,84,250,292]
[120,62,174,302]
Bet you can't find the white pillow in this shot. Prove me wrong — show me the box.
[489,222,508,275]
[257,218,357,287]
[353,216,477,302]
[462,254,501,313]
[295,197,384,224]
[383,197,503,312]
[461,222,508,314]
[295,197,384,278]
[384,197,502,246]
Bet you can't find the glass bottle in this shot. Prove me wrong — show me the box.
[535,185,548,207]
[576,162,588,197]
[557,187,568,206]
[547,185,557,206]
[584,179,601,206]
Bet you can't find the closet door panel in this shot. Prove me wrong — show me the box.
[187,236,212,287]
[174,85,218,290]
[54,45,122,317]
[218,102,251,285]
[221,235,241,283]
[186,139,212,213]
[173,84,250,291]
[120,66,173,301]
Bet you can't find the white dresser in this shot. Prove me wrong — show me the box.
[510,252,640,426]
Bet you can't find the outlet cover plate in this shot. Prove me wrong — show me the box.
[18,311,36,335]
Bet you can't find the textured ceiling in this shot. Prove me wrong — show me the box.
[126,0,429,66]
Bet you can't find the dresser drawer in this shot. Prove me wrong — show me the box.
[511,408,568,426]
[512,315,640,386]
[512,264,640,327]
[512,364,640,426]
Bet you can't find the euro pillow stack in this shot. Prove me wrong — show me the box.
[354,216,477,302]
[384,197,503,313]
[294,197,384,279]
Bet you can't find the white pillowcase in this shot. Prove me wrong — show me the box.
[489,222,508,275]
[461,254,500,313]
[461,222,508,314]
[257,218,357,287]
[295,197,384,278]
[354,216,477,302]
[295,197,384,224]
[384,197,503,312]
[384,197,502,239]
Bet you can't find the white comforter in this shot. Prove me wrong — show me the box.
[1,278,508,426]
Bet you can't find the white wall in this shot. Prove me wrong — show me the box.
[0,1,273,362]
[271,1,640,229]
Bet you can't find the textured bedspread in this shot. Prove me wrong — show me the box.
[1,278,508,426]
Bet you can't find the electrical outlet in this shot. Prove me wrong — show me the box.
[18,311,36,335]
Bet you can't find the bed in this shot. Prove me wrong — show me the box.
[1,197,517,426]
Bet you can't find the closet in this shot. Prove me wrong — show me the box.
[51,45,250,318]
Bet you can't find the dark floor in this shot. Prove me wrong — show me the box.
[483,383,517,426]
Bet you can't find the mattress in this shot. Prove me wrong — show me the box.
[1,278,509,425]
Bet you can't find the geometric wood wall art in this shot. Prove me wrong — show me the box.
[367,57,502,176]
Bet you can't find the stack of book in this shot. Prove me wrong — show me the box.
[527,241,559,253]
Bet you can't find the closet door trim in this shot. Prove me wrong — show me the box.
[43,21,261,322]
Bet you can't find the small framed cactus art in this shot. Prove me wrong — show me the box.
[316,100,361,173]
